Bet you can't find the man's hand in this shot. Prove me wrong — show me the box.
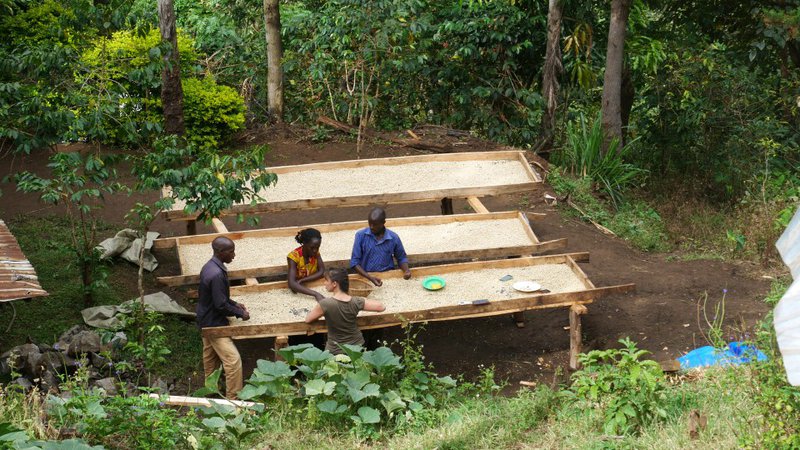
[241,311,251,321]
[403,269,412,280]
[370,276,383,287]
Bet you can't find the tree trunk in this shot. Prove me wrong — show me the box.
[620,64,634,146]
[600,0,632,153]
[536,0,564,155]
[264,0,284,122]
[158,0,185,135]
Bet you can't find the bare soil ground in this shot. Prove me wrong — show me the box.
[0,125,774,389]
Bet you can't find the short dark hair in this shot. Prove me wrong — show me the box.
[211,236,234,254]
[325,268,349,293]
[295,228,321,244]
[368,207,386,222]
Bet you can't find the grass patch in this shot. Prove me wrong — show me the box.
[547,168,671,252]
[0,215,127,349]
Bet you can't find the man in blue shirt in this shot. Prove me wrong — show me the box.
[197,236,250,399]
[350,207,412,286]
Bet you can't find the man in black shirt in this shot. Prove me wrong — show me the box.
[198,236,249,399]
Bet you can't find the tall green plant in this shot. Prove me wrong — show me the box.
[557,113,646,208]
[12,152,127,306]
[568,338,669,436]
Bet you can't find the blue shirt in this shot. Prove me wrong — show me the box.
[197,256,246,328]
[350,228,409,272]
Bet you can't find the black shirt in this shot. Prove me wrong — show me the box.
[196,256,245,328]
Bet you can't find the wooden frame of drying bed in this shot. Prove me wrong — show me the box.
[154,211,567,287]
[161,151,541,223]
[202,254,635,370]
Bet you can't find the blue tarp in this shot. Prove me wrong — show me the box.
[677,342,768,369]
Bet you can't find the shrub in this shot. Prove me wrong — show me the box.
[181,77,246,149]
[234,344,460,434]
[567,338,669,435]
[556,113,647,208]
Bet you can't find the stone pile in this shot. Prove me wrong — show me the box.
[0,325,170,395]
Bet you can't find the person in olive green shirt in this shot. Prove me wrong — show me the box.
[304,268,386,354]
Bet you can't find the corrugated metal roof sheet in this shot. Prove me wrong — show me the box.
[0,219,48,302]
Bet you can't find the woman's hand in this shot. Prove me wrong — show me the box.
[314,292,324,302]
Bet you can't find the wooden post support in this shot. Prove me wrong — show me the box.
[513,311,525,328]
[569,304,588,370]
[186,219,197,236]
[273,336,289,361]
[466,196,490,214]
[440,197,454,215]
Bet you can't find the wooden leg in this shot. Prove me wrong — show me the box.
[513,311,525,328]
[273,336,289,361]
[440,197,454,215]
[569,304,588,370]
[186,220,197,235]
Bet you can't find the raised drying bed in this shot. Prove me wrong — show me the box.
[161,151,541,220]
[201,253,635,340]
[155,211,567,287]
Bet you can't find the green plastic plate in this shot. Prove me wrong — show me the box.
[422,276,446,291]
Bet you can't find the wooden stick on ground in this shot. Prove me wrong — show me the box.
[317,115,453,153]
[567,200,616,236]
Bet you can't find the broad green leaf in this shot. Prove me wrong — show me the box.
[362,347,401,371]
[202,417,227,430]
[236,383,267,400]
[380,391,406,414]
[357,406,381,424]
[255,360,296,379]
[317,399,342,414]
[339,343,365,362]
[304,379,336,396]
[296,346,332,364]
[343,370,371,390]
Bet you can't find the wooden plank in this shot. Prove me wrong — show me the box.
[564,255,596,290]
[569,304,588,370]
[205,283,635,339]
[147,394,258,408]
[516,151,543,182]
[211,218,228,233]
[466,196,490,214]
[441,198,454,215]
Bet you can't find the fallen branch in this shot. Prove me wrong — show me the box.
[567,199,617,236]
[316,116,453,153]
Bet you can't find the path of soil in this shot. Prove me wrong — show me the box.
[0,126,774,389]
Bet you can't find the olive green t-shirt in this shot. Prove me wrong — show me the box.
[319,296,366,354]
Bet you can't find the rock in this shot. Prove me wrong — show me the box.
[90,352,110,370]
[40,351,70,375]
[7,343,40,371]
[0,358,9,377]
[11,377,33,392]
[93,377,119,396]
[67,331,101,356]
[40,371,60,392]
[109,331,128,350]
[57,325,85,348]
[149,377,170,395]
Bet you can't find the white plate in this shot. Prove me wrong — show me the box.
[512,281,542,293]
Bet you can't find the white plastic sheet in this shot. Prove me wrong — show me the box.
[774,205,800,385]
